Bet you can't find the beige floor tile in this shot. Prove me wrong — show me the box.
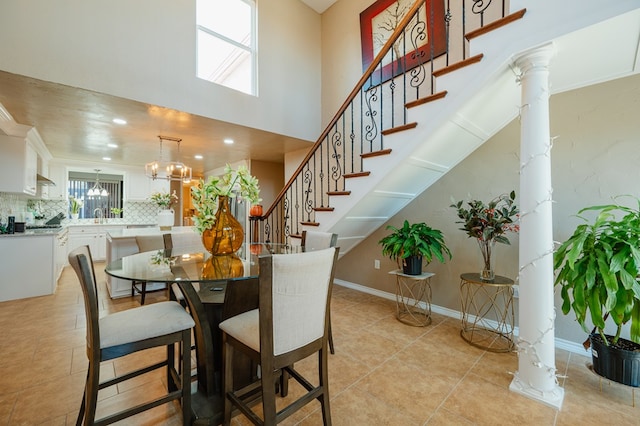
[442,372,558,425]
[2,265,639,425]
[426,407,475,425]
[358,356,458,423]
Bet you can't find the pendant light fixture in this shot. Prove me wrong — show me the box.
[87,169,109,197]
[145,135,192,182]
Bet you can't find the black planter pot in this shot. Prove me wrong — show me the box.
[590,333,640,387]
[402,255,423,275]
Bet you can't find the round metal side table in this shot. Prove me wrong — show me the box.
[389,270,434,327]
[459,272,515,352]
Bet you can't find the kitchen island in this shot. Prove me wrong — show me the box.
[105,226,204,298]
[0,227,67,302]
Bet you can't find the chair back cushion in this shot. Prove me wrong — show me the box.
[302,230,338,250]
[267,247,337,356]
[136,235,165,252]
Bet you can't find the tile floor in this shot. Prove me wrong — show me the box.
[0,262,637,425]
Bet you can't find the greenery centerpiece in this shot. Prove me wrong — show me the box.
[378,220,451,275]
[191,164,261,255]
[69,196,83,218]
[150,190,178,230]
[554,199,640,386]
[451,191,519,280]
[150,190,178,209]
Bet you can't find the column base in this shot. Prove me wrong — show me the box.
[509,372,565,410]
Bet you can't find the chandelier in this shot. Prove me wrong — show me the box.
[145,135,192,182]
[87,169,109,197]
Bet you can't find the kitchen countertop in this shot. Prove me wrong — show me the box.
[0,228,65,237]
[106,226,198,239]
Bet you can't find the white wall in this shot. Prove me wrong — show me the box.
[0,0,322,142]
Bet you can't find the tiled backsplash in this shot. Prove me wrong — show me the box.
[0,192,159,226]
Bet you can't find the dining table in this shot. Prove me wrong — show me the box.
[104,242,303,425]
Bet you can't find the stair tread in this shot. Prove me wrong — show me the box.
[382,122,417,136]
[362,149,392,159]
[433,54,483,78]
[466,9,527,41]
[327,191,351,196]
[344,171,371,178]
[406,91,447,109]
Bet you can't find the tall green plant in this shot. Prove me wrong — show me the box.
[554,201,640,346]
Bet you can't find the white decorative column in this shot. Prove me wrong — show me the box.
[509,43,564,409]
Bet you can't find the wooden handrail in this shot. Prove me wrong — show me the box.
[263,0,426,219]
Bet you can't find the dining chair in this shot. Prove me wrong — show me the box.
[220,246,339,426]
[133,233,172,304]
[68,245,194,426]
[301,229,338,354]
[175,276,260,399]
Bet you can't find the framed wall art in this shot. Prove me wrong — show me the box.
[359,0,446,86]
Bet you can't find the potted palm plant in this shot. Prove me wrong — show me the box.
[378,220,451,275]
[554,199,640,386]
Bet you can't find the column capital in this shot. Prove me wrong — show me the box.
[513,42,556,75]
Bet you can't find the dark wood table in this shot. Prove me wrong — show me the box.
[105,243,302,425]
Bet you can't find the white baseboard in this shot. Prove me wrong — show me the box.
[334,278,589,356]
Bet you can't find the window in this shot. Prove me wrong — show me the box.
[196,0,256,95]
[68,172,123,219]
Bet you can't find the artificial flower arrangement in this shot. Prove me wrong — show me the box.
[451,191,519,278]
[191,164,261,234]
[149,190,179,209]
[69,196,83,214]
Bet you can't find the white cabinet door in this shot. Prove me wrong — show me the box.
[0,135,37,195]
[126,170,169,201]
[47,163,68,200]
[24,142,37,195]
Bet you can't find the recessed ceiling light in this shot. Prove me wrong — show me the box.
[112,118,127,125]
[102,157,111,161]
[224,138,234,145]
[194,154,203,160]
[107,143,118,148]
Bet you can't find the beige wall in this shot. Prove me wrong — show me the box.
[0,0,322,142]
[249,160,283,208]
[335,73,640,344]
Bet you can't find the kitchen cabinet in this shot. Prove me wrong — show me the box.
[67,225,125,261]
[0,233,56,302]
[47,163,68,200]
[55,228,68,279]
[125,171,169,201]
[0,134,37,195]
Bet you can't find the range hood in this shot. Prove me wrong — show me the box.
[36,174,56,186]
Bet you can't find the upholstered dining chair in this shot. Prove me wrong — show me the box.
[68,245,194,426]
[301,229,338,354]
[133,233,173,304]
[220,246,339,426]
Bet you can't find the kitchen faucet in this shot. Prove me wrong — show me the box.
[93,208,104,224]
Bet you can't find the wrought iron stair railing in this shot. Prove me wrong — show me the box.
[258,0,521,244]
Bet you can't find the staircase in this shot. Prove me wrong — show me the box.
[259,0,640,255]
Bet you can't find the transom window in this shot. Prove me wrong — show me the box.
[196,0,257,96]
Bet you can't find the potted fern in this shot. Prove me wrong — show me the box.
[554,199,640,386]
[379,220,451,275]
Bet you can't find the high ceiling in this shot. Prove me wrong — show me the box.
[0,70,313,177]
[0,0,339,178]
